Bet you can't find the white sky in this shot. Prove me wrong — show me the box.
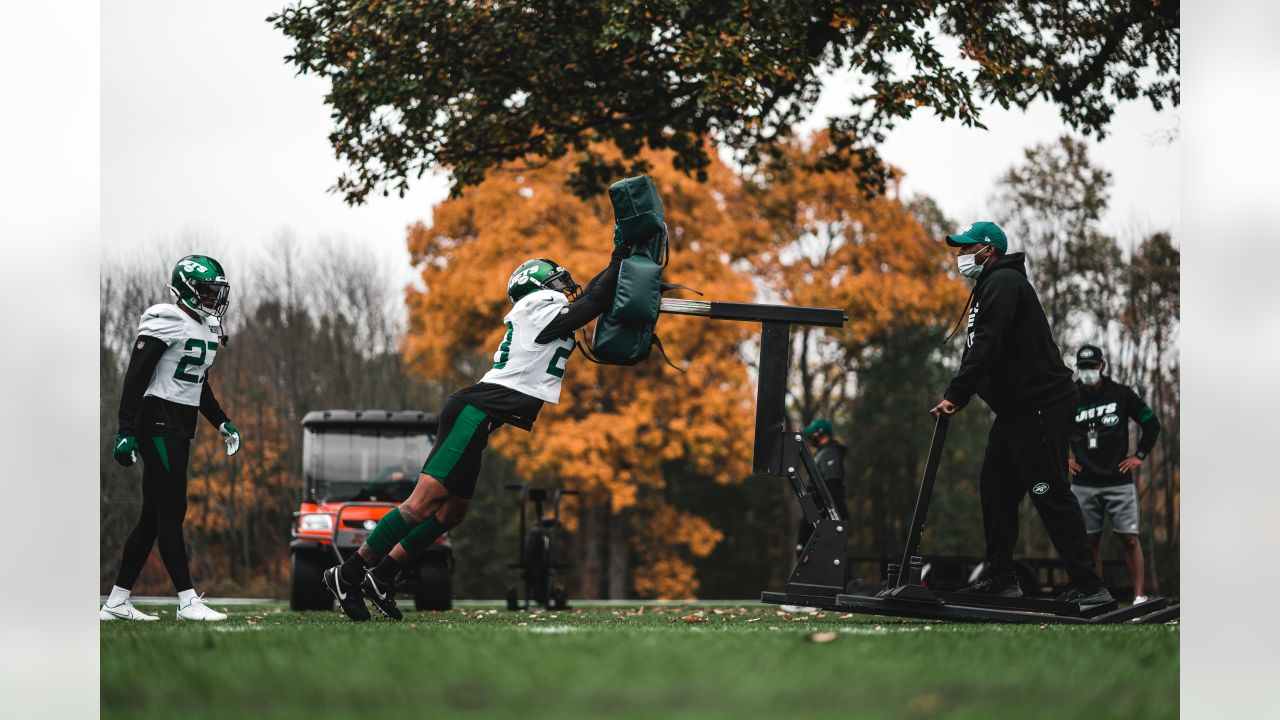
[102,2,1179,286]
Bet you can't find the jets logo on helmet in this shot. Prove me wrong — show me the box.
[169,254,231,319]
[506,258,579,304]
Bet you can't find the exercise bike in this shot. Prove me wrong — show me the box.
[504,484,577,611]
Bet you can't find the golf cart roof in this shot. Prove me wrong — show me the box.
[301,410,439,431]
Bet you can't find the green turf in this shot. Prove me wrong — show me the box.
[101,602,1178,720]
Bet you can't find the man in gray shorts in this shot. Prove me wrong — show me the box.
[1068,345,1162,603]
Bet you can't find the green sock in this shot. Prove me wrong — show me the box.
[399,517,447,557]
[365,507,411,555]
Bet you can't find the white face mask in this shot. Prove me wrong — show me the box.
[1078,369,1101,385]
[957,249,986,279]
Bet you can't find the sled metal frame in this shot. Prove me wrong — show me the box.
[660,298,1179,624]
[660,298,851,609]
[828,415,1175,624]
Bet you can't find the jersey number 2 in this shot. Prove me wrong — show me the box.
[174,339,218,384]
[545,346,572,378]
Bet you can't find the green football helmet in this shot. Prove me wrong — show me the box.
[168,254,230,319]
[506,258,579,304]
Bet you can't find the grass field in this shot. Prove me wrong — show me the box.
[101,601,1178,720]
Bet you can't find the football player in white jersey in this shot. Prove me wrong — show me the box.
[325,242,629,620]
[101,255,242,622]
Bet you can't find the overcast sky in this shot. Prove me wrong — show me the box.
[102,2,1179,288]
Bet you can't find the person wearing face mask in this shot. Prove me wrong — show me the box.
[1068,345,1161,604]
[929,221,1110,605]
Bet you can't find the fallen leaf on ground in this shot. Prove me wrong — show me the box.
[681,615,708,623]
[806,632,838,644]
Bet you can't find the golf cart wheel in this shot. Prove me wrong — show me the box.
[506,587,519,611]
[290,549,333,611]
[414,555,453,611]
[550,587,568,610]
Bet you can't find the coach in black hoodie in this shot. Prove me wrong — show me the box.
[929,221,1109,604]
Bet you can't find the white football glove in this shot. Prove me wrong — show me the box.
[219,422,241,456]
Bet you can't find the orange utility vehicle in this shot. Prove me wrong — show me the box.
[290,410,453,612]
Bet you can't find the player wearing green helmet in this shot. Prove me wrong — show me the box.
[168,254,230,320]
[506,258,581,304]
[102,254,241,623]
[325,244,628,621]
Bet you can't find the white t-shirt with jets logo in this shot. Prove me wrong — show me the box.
[137,304,222,406]
[479,290,575,404]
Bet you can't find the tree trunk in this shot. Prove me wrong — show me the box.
[577,498,605,599]
[607,506,630,599]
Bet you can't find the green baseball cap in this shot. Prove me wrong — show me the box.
[802,418,833,436]
[945,221,1008,253]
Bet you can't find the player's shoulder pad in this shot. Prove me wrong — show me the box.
[514,288,569,311]
[138,303,188,341]
[517,285,568,304]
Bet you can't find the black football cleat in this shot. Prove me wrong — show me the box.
[956,575,1024,598]
[323,566,371,622]
[361,571,404,621]
[1056,585,1114,606]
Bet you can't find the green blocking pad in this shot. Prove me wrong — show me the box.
[609,175,665,249]
[612,256,663,322]
[590,175,669,365]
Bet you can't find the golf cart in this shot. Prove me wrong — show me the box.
[289,410,454,612]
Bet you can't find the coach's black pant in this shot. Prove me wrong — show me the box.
[980,395,1102,591]
[114,434,194,592]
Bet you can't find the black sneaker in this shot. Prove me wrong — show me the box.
[362,571,403,621]
[957,576,1024,598]
[1056,585,1114,606]
[323,566,371,622]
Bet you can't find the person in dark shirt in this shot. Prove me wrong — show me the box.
[1068,344,1161,603]
[929,221,1109,605]
[794,418,847,555]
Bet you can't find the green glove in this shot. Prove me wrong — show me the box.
[113,434,138,467]
[219,421,241,456]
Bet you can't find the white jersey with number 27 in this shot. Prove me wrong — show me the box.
[137,303,222,407]
[479,289,576,404]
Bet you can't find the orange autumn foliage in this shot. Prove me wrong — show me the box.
[631,502,724,599]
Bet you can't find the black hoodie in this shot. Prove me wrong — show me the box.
[943,252,1075,416]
